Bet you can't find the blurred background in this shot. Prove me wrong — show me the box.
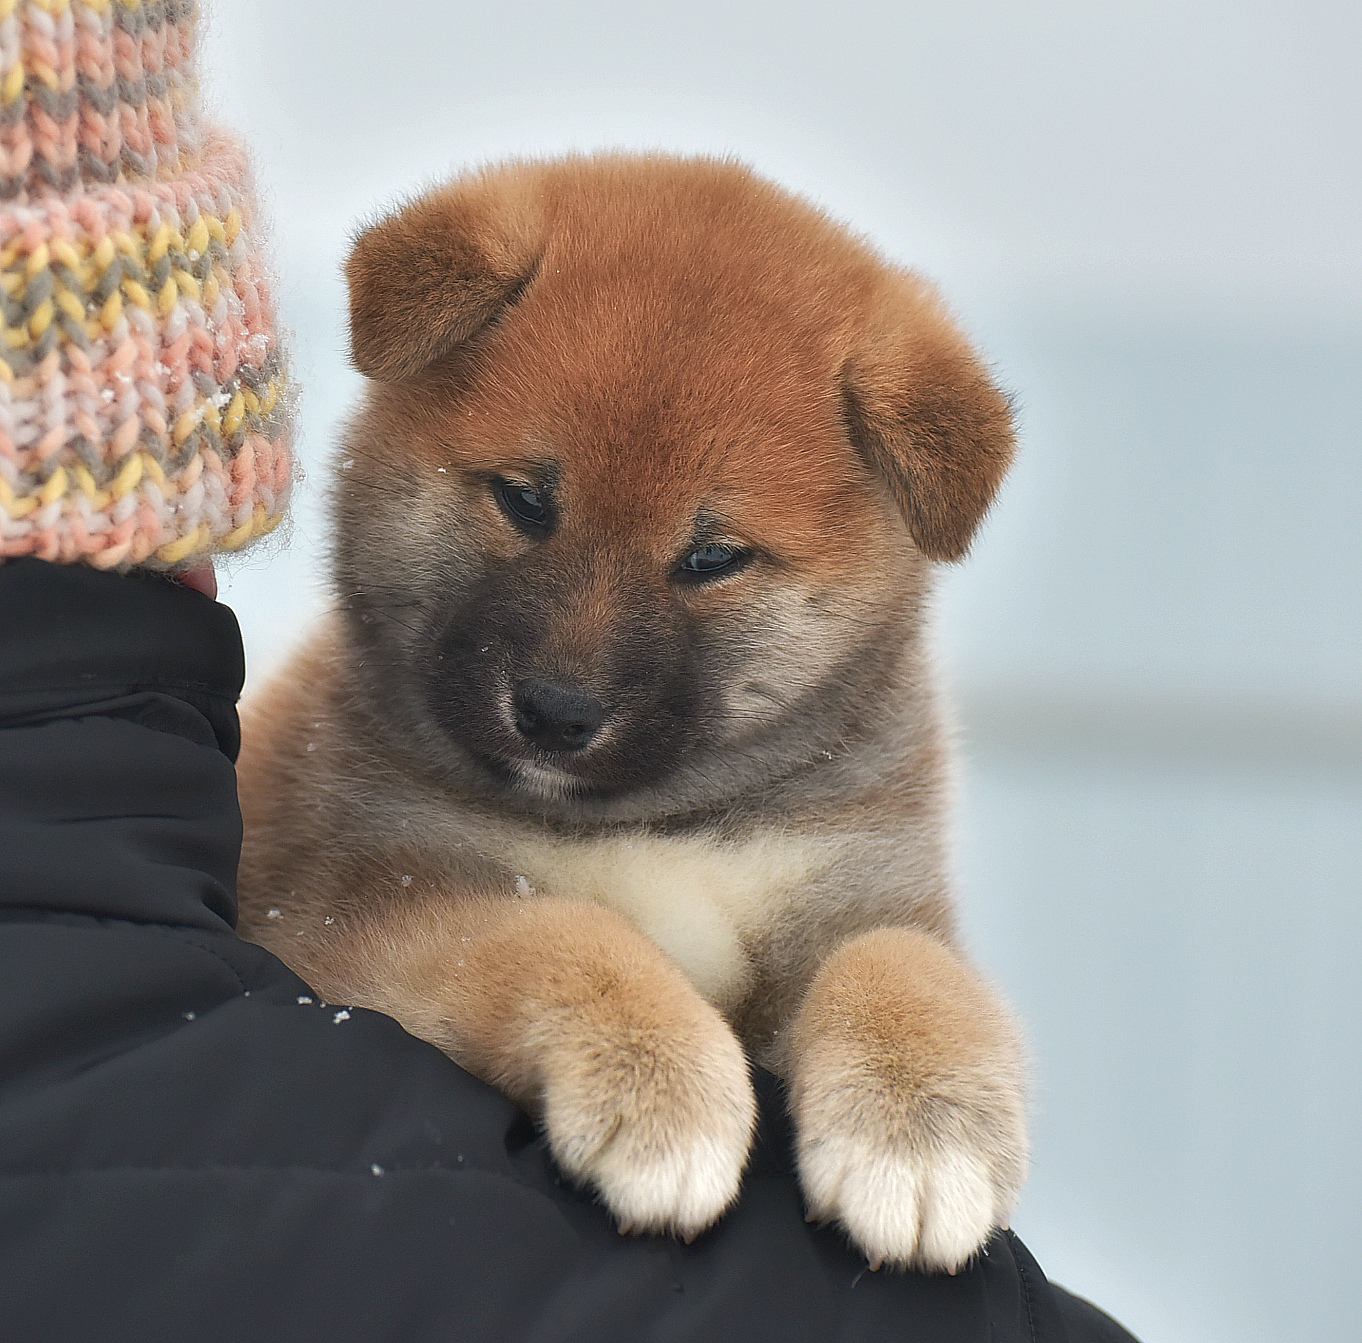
[206,3,1360,1339]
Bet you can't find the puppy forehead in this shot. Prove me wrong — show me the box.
[462,291,873,542]
[466,365,869,552]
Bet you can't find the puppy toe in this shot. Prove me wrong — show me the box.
[798,1129,997,1273]
[543,1012,757,1240]
[587,1112,754,1239]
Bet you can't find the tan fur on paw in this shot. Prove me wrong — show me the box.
[537,1000,757,1239]
[788,927,1028,1273]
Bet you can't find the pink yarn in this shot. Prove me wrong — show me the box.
[0,2,293,569]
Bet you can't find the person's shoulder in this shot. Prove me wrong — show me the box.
[0,919,1134,1341]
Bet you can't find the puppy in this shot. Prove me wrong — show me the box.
[237,153,1026,1273]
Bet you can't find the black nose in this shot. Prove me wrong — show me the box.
[512,679,605,752]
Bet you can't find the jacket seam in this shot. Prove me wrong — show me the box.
[0,1165,477,1180]
[1007,1229,1040,1343]
[0,913,247,990]
[0,678,238,717]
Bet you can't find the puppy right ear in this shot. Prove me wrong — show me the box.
[346,169,545,381]
[841,270,1015,562]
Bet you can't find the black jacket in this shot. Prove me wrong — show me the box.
[0,558,1138,1343]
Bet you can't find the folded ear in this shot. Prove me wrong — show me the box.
[346,167,546,381]
[842,273,1015,561]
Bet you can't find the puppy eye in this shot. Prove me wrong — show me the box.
[495,479,553,533]
[677,543,750,581]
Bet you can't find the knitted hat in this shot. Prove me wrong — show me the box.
[0,0,292,569]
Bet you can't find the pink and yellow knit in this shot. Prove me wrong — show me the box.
[0,0,292,569]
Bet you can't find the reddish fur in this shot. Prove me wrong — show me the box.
[349,155,1013,563]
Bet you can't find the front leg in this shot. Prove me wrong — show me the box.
[786,927,1028,1273]
[271,893,757,1241]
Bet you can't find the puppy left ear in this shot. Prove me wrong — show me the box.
[842,273,1015,561]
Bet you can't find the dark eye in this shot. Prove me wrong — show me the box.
[677,542,750,581]
[495,479,553,533]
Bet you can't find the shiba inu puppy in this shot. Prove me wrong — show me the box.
[237,153,1026,1273]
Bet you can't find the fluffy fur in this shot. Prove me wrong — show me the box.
[237,153,1026,1272]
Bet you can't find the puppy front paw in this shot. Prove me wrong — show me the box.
[795,1086,1022,1272]
[539,993,757,1240]
[788,927,1028,1273]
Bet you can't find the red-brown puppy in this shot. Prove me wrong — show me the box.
[237,154,1025,1272]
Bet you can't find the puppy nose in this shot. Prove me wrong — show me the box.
[513,679,605,752]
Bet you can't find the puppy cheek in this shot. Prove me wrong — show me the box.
[338,482,467,644]
[713,587,875,729]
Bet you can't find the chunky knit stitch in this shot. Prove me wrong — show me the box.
[0,0,291,568]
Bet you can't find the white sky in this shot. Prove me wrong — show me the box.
[204,0,1359,313]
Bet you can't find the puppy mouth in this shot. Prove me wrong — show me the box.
[464,706,690,803]
[466,742,621,802]
[508,758,591,802]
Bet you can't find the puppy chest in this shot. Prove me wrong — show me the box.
[504,831,826,1007]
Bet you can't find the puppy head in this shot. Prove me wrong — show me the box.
[334,155,1014,817]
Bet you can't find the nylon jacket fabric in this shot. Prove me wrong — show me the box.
[0,558,1139,1343]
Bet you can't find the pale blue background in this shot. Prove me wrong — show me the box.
[206,4,1361,1339]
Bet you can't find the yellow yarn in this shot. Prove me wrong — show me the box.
[37,467,69,508]
[74,464,106,506]
[109,453,143,500]
[172,410,200,448]
[156,523,212,566]
[222,392,246,437]
[140,454,168,491]
[2,64,26,108]
[0,479,37,518]
[28,299,54,339]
